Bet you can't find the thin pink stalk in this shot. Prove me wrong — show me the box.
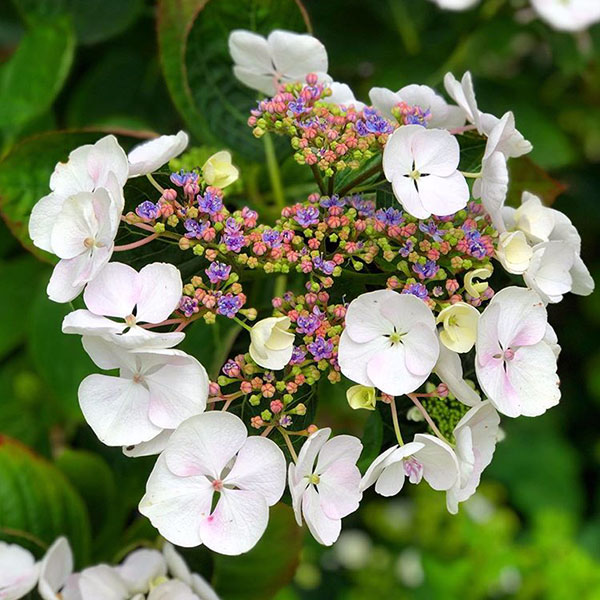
[407,393,450,443]
[449,124,477,135]
[140,318,183,329]
[114,233,158,252]
[120,216,156,233]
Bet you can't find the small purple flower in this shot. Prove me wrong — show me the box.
[376,207,404,226]
[135,200,161,221]
[242,207,258,221]
[206,261,231,284]
[313,256,335,275]
[290,346,307,365]
[432,286,444,297]
[419,220,443,242]
[184,219,208,239]
[179,296,198,317]
[294,206,320,228]
[399,239,414,258]
[222,359,241,378]
[400,105,431,127]
[349,195,376,217]
[296,314,321,336]
[307,336,334,360]
[221,218,245,252]
[289,98,308,115]
[413,260,439,279]
[197,189,223,215]
[463,228,488,259]
[170,169,198,187]
[402,283,429,300]
[355,108,394,136]
[279,415,292,427]
[216,294,243,318]
[320,195,346,209]
[262,228,282,248]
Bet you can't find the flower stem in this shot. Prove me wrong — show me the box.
[389,397,404,446]
[278,427,298,462]
[263,133,286,209]
[261,425,275,438]
[113,233,158,252]
[449,124,477,135]
[407,393,450,443]
[146,173,165,194]
[140,318,183,329]
[461,171,482,179]
[337,160,383,196]
[232,315,253,333]
[310,164,327,195]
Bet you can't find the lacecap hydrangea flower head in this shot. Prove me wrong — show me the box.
[24,24,593,563]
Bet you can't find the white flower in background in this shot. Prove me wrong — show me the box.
[475,286,560,417]
[346,384,377,411]
[382,125,469,219]
[429,0,480,10]
[495,230,533,274]
[128,131,189,178]
[62,262,184,349]
[228,29,330,96]
[288,428,362,546]
[29,135,128,253]
[433,340,481,407]
[502,192,594,299]
[436,302,480,353]
[38,537,79,600]
[360,434,459,496]
[369,83,465,129]
[0,541,39,600]
[202,151,239,189]
[444,72,532,158]
[464,264,493,299]
[446,401,500,513]
[140,412,286,555]
[249,316,295,370]
[530,0,600,32]
[79,338,208,447]
[338,290,439,396]
[327,82,366,110]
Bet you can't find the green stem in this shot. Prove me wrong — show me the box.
[337,160,383,196]
[279,427,298,462]
[461,171,482,179]
[389,397,404,446]
[263,133,286,209]
[146,173,165,194]
[310,164,327,195]
[232,315,253,333]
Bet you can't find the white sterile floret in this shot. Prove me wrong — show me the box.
[495,230,533,274]
[360,434,459,497]
[433,340,482,407]
[228,29,330,96]
[383,125,469,219]
[38,537,78,600]
[436,302,480,353]
[446,400,500,514]
[127,131,189,178]
[464,264,493,299]
[327,82,366,111]
[530,0,600,32]
[0,541,39,600]
[140,412,286,555]
[249,316,295,370]
[369,83,465,129]
[202,151,239,189]
[79,338,208,448]
[288,428,363,546]
[338,289,439,396]
[62,262,185,349]
[475,286,560,417]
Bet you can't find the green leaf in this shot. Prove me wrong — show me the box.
[506,156,566,208]
[11,0,144,45]
[157,0,310,159]
[213,503,303,600]
[0,436,91,563]
[55,449,120,560]
[0,19,75,132]
[357,410,383,473]
[0,255,47,359]
[28,281,96,422]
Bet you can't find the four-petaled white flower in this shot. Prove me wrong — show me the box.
[249,316,295,370]
[444,72,532,158]
[140,412,286,555]
[79,337,208,448]
[327,82,366,111]
[127,131,189,178]
[288,428,362,546]
[530,0,600,32]
[228,29,330,96]
[436,301,480,354]
[433,339,481,407]
[446,400,500,514]
[360,434,459,497]
[338,290,439,396]
[383,125,469,219]
[0,541,39,600]
[62,262,184,349]
[369,83,465,129]
[475,286,560,417]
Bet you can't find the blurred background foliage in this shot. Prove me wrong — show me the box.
[0,0,599,598]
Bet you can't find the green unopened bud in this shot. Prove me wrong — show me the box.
[193,244,204,256]
[154,222,166,234]
[346,385,377,411]
[249,394,261,406]
[261,410,272,421]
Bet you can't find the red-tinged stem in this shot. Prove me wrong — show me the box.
[114,233,158,252]
[121,216,155,233]
[279,427,298,462]
[261,426,275,438]
[140,318,184,329]
[407,393,450,443]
